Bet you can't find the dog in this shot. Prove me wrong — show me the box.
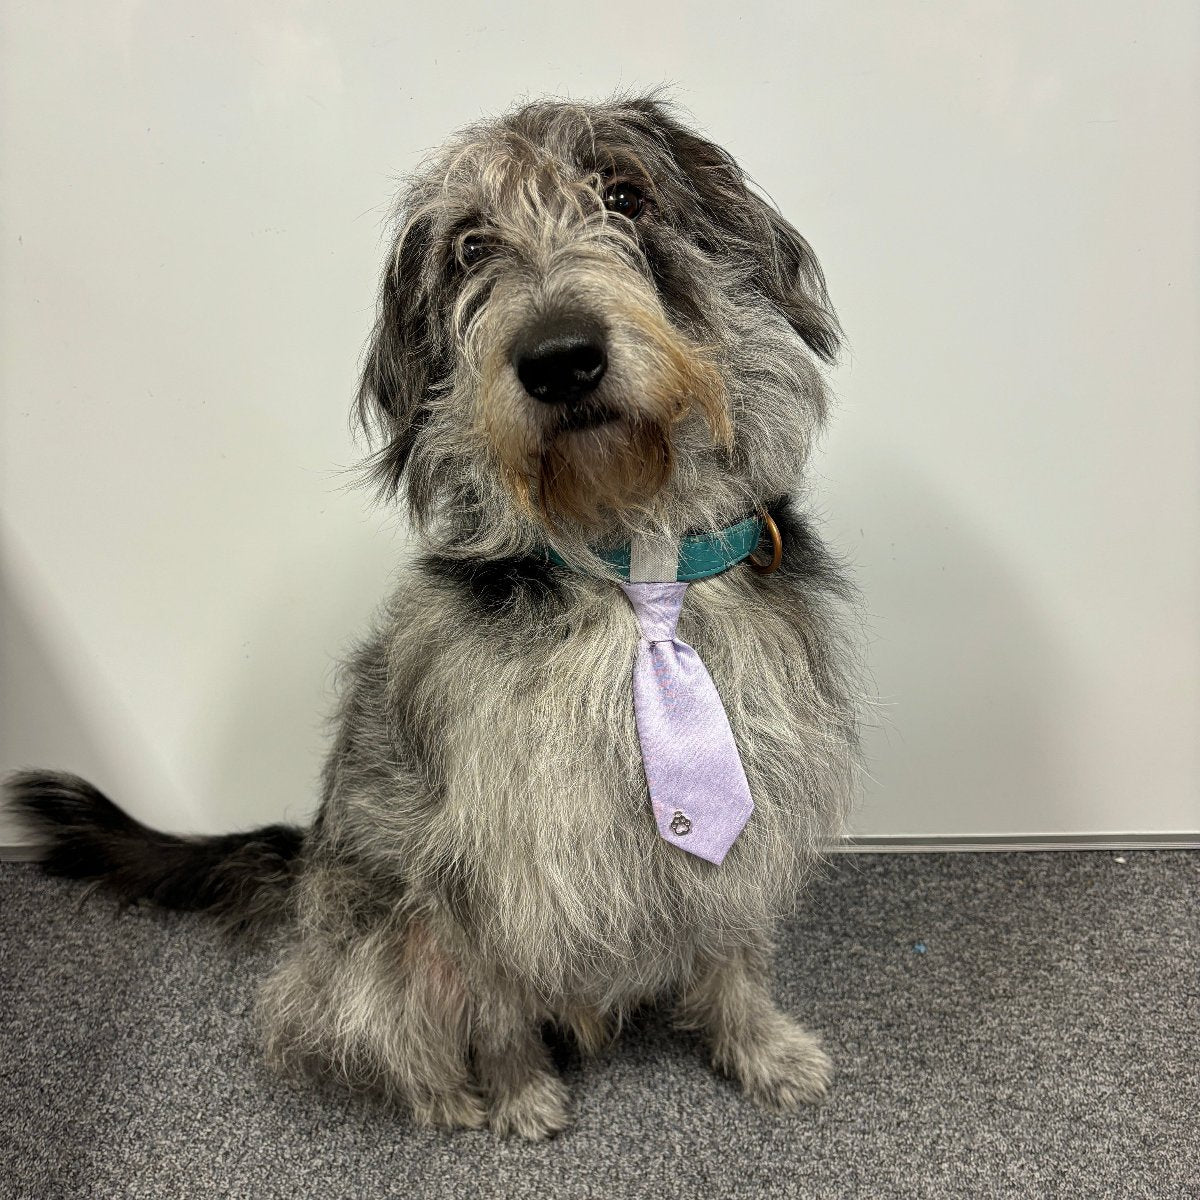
[5,93,862,1140]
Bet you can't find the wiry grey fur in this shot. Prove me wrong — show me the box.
[5,93,863,1140]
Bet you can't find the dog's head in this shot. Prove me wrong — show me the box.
[357,95,839,552]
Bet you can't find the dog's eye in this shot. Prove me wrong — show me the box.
[459,234,491,268]
[603,181,646,221]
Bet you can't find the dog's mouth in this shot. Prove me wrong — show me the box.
[554,400,623,435]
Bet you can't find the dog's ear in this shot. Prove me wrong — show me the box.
[751,203,841,363]
[629,99,841,363]
[356,212,439,503]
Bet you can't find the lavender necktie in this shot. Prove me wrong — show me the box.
[621,578,754,865]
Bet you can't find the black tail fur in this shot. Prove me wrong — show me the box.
[5,770,305,933]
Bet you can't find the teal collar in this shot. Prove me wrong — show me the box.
[546,514,764,582]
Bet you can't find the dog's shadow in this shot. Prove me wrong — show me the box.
[194,500,404,832]
[542,1005,677,1077]
[0,553,168,844]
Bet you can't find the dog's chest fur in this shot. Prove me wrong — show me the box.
[320,537,855,1008]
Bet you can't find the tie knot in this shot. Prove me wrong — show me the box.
[620,581,689,643]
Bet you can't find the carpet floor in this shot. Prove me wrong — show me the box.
[0,851,1196,1199]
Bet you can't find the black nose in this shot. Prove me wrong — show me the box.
[512,317,608,404]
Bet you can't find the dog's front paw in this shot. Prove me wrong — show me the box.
[718,1017,833,1111]
[410,1086,490,1132]
[488,1070,574,1140]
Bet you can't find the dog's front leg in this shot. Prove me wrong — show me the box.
[675,941,832,1110]
[470,988,574,1140]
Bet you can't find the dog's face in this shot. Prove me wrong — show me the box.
[358,96,839,549]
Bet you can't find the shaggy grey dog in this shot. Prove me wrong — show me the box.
[7,94,861,1140]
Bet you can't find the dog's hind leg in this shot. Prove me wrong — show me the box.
[675,940,832,1110]
[470,988,574,1140]
[258,917,487,1131]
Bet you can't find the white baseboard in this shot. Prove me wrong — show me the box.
[1,833,1196,863]
[831,832,1200,852]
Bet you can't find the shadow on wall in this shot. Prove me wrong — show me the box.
[0,507,403,844]
[193,513,407,835]
[0,557,173,845]
[842,450,1088,838]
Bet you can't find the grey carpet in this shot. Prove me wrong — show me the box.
[0,852,1196,1200]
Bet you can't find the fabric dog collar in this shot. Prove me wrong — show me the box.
[545,514,768,582]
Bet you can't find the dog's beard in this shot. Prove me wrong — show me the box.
[479,303,731,532]
[535,414,675,527]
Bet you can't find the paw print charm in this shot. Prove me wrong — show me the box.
[669,811,692,837]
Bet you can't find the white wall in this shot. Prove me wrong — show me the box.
[2,2,1198,844]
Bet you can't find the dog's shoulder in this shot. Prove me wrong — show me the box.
[417,549,563,620]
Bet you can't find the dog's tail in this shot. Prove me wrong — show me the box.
[4,770,305,934]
